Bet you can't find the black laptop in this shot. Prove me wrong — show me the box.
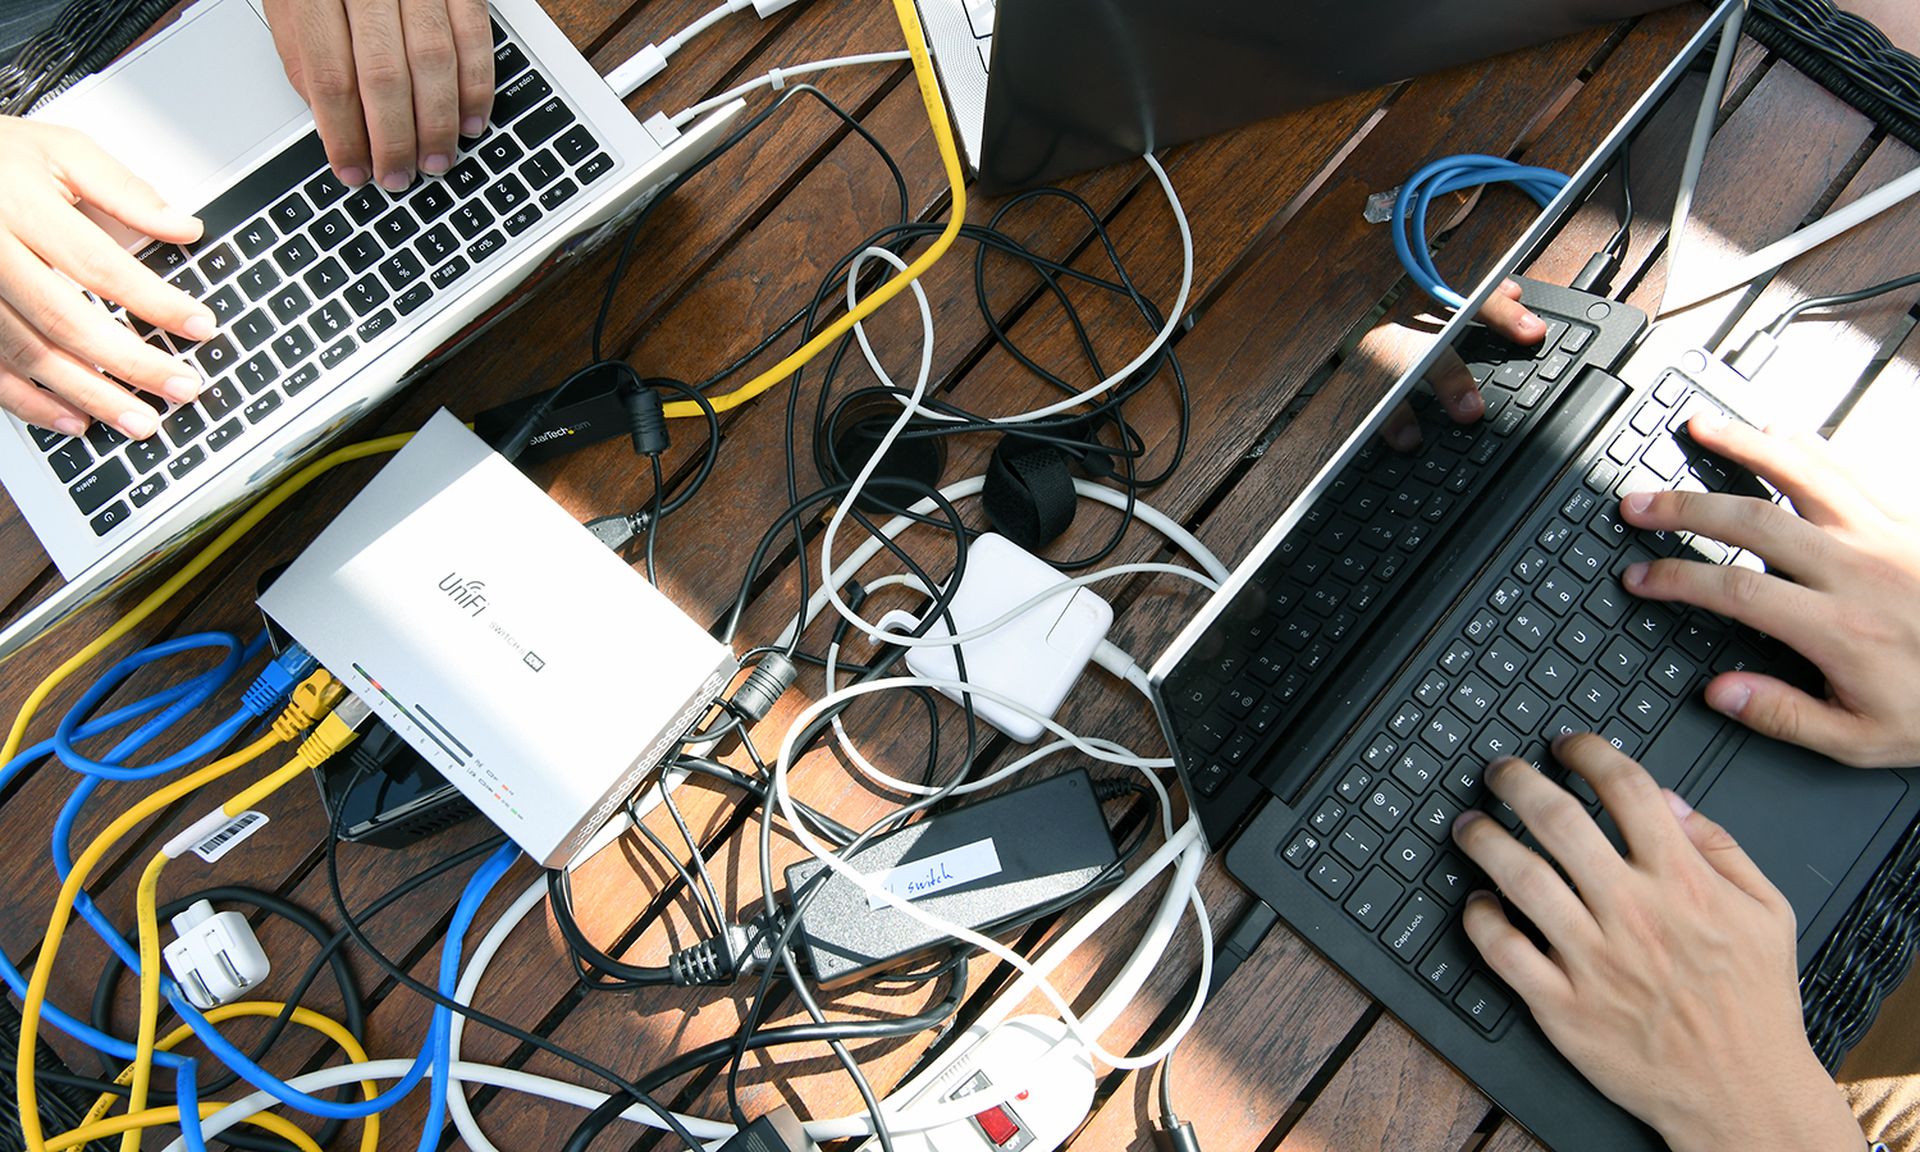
[1146,4,1920,1148]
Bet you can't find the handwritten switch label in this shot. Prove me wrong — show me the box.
[867,838,1003,909]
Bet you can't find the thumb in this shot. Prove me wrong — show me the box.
[1662,790,1781,907]
[1705,672,1872,765]
[48,129,202,244]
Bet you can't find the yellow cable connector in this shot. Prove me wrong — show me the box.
[269,670,348,743]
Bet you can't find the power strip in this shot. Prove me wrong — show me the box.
[856,1015,1094,1151]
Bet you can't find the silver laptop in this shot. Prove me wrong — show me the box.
[0,0,745,661]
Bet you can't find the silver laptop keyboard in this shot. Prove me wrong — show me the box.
[44,19,613,539]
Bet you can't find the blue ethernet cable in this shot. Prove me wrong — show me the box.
[1392,153,1569,308]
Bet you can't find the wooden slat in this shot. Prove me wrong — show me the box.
[1273,1015,1490,1152]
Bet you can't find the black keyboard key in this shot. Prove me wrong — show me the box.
[1413,792,1466,842]
[344,275,389,316]
[1426,853,1473,905]
[303,256,348,297]
[578,153,613,184]
[1455,974,1512,1031]
[1624,606,1674,651]
[1362,779,1414,828]
[1556,614,1604,662]
[1419,928,1474,994]
[430,256,472,289]
[1565,535,1608,581]
[1497,684,1551,734]
[341,234,383,273]
[191,333,238,376]
[1649,648,1696,696]
[410,181,457,223]
[304,168,349,208]
[1382,890,1441,958]
[501,204,540,236]
[1385,831,1434,882]
[415,224,459,266]
[236,261,280,301]
[1449,675,1495,722]
[1505,606,1551,650]
[194,242,240,284]
[1571,672,1621,722]
[538,176,579,211]
[511,98,573,148]
[1622,685,1671,734]
[270,192,314,232]
[234,218,276,259]
[82,424,125,457]
[205,419,243,452]
[1443,762,1485,804]
[1598,635,1647,685]
[1345,868,1402,929]
[343,186,386,225]
[1281,829,1322,869]
[374,206,420,248]
[127,473,165,507]
[309,299,351,340]
[1336,765,1375,805]
[309,209,352,251]
[1309,798,1347,836]
[242,390,283,424]
[478,135,524,174]
[1461,610,1499,645]
[89,500,130,535]
[1526,650,1576,697]
[451,202,493,240]
[169,266,207,298]
[46,439,90,482]
[356,308,396,342]
[553,124,596,165]
[519,148,563,190]
[231,308,276,351]
[140,243,189,276]
[267,284,311,325]
[1472,721,1522,764]
[446,157,488,198]
[1476,641,1525,687]
[1309,856,1354,899]
[484,174,529,213]
[271,324,315,368]
[166,443,207,479]
[380,250,425,290]
[319,337,356,370]
[491,71,551,127]
[125,435,166,472]
[394,282,431,316]
[466,229,506,263]
[273,233,319,275]
[493,40,528,83]
[1535,572,1579,616]
[27,425,64,451]
[284,363,321,395]
[163,405,206,447]
[235,352,278,394]
[68,456,131,514]
[198,379,242,419]
[1335,817,1382,868]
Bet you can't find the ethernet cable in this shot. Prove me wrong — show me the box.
[1391,154,1570,308]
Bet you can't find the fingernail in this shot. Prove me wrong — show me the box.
[1707,679,1752,717]
[116,410,157,439]
[421,153,452,176]
[1465,889,1498,907]
[162,376,200,403]
[1453,809,1489,836]
[380,170,413,192]
[461,116,486,137]
[1450,390,1484,421]
[182,312,216,341]
[335,166,369,187]
[1664,790,1694,821]
[1516,310,1545,337]
[53,417,86,437]
[1384,423,1421,452]
[1623,561,1648,588]
[1690,411,1730,435]
[1624,491,1653,515]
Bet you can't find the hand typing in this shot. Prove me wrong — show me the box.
[1382,279,1547,452]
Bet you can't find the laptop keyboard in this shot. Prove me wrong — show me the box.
[1163,302,1631,808]
[1274,371,1790,1035]
[40,19,615,540]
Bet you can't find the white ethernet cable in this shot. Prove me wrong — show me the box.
[669,52,915,127]
[605,0,812,99]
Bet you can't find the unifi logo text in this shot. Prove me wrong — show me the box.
[438,573,488,617]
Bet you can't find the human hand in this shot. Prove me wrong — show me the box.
[0,117,215,438]
[263,0,494,191]
[1619,414,1920,767]
[1382,279,1548,452]
[1452,734,1865,1152]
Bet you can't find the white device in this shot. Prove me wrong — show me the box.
[257,411,737,867]
[0,0,747,663]
[876,534,1112,743]
[913,0,996,170]
[164,900,271,1010]
[855,1016,1095,1152]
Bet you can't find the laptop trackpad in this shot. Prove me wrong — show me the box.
[1693,736,1906,938]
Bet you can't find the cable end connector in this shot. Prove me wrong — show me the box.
[297,693,374,768]
[241,642,317,717]
[606,42,668,101]
[164,900,270,1010]
[729,652,798,724]
[668,907,786,985]
[1725,329,1780,381]
[1153,1119,1205,1152]
[271,670,347,741]
[585,509,652,551]
[750,0,803,16]
[1570,248,1623,295]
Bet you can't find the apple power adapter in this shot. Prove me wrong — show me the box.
[259,410,737,867]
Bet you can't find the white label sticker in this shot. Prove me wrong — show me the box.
[867,838,1003,909]
[192,810,269,862]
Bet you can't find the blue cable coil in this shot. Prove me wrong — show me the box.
[1392,154,1569,308]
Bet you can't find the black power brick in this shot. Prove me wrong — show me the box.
[785,769,1120,988]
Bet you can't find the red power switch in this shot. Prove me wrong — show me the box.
[973,1105,1021,1146]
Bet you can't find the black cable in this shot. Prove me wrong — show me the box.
[1604,146,1633,261]
[1762,269,1920,336]
[321,777,705,1150]
[646,453,665,584]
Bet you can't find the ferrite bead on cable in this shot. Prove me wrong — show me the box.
[731,652,798,723]
[622,383,670,456]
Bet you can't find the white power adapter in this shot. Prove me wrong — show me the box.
[855,1015,1095,1151]
[876,534,1111,743]
[163,900,270,1010]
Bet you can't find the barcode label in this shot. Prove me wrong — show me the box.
[192,810,269,862]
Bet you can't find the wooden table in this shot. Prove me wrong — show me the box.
[4,2,1917,1149]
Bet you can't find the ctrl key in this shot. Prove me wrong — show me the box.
[1454,972,1513,1032]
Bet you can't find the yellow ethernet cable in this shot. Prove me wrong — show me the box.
[659,0,965,420]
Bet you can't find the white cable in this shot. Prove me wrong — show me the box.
[1660,0,1744,314]
[661,0,750,56]
[668,51,912,127]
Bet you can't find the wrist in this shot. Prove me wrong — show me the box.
[1657,1054,1860,1152]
